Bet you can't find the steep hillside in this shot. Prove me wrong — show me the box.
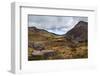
[65,21,88,42]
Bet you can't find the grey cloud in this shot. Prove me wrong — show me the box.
[28,15,88,35]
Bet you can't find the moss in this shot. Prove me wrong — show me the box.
[28,55,45,61]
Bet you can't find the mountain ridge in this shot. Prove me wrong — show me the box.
[28,21,88,42]
[65,21,88,42]
[28,21,88,60]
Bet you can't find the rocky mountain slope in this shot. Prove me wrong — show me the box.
[28,21,88,60]
[65,21,88,42]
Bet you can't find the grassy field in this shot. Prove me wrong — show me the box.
[28,28,88,61]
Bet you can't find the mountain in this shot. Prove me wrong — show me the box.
[28,26,65,48]
[28,21,88,60]
[28,21,88,46]
[65,21,88,42]
[28,26,61,36]
[28,26,64,41]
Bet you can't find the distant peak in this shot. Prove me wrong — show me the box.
[78,21,87,24]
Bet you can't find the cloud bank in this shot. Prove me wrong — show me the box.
[28,15,88,35]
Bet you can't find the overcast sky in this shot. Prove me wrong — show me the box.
[28,15,88,35]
